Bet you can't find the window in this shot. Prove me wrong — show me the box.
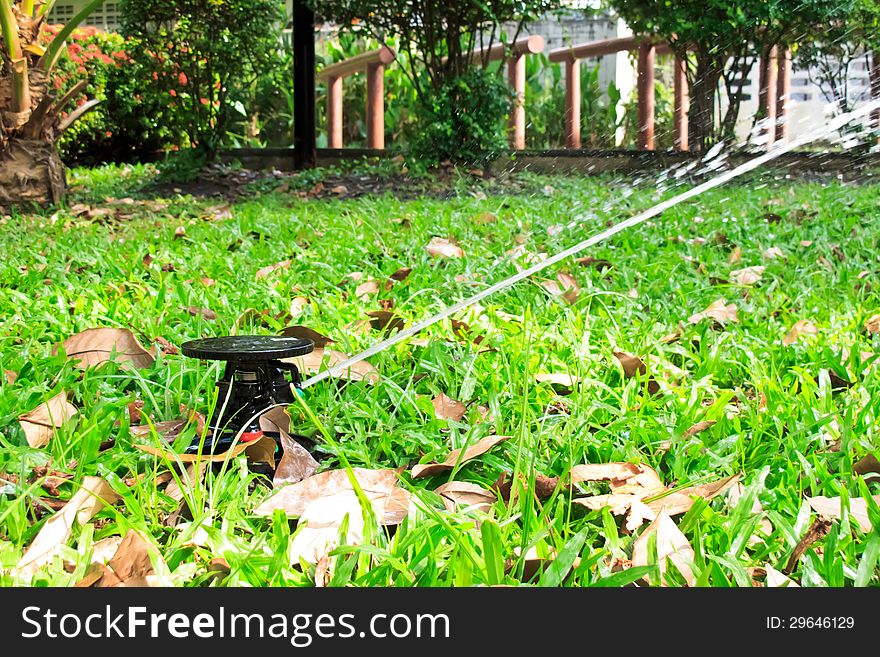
[47,3,75,23]
[792,78,810,87]
[791,92,812,102]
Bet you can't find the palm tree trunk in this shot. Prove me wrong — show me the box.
[0,138,65,206]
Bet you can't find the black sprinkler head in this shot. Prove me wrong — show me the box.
[181,335,314,454]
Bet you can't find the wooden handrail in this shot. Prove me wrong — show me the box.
[318,46,396,80]
[474,34,545,63]
[548,36,673,62]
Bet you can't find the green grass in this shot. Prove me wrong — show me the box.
[1,163,879,587]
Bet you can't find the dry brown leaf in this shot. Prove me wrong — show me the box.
[205,204,233,220]
[783,319,818,346]
[426,237,464,259]
[89,535,124,565]
[286,348,379,384]
[766,564,800,588]
[432,392,467,422]
[255,468,409,526]
[570,462,663,492]
[784,518,831,575]
[411,435,510,479]
[255,259,292,280]
[290,296,311,318]
[730,266,764,285]
[631,508,696,586]
[18,391,78,448]
[129,419,188,440]
[642,475,739,517]
[853,454,880,477]
[288,491,364,565]
[355,279,380,299]
[434,481,495,513]
[367,310,404,334]
[682,420,716,438]
[390,266,412,282]
[134,435,277,469]
[807,495,880,533]
[727,246,743,264]
[279,325,334,348]
[163,462,207,503]
[17,476,119,575]
[260,406,318,487]
[865,314,880,335]
[762,246,785,260]
[185,306,217,321]
[535,372,579,392]
[688,298,738,325]
[4,369,17,384]
[539,272,579,304]
[59,328,155,369]
[93,530,165,587]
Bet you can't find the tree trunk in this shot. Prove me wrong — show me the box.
[688,49,723,152]
[0,138,65,208]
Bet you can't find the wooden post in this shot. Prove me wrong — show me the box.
[775,48,791,142]
[871,50,880,143]
[508,52,527,150]
[673,55,689,151]
[564,57,581,149]
[292,0,316,168]
[637,43,655,151]
[759,45,778,149]
[365,62,385,149]
[326,75,343,149]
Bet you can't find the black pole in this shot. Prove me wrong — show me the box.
[292,0,316,169]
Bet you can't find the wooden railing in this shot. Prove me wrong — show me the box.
[318,46,396,149]
[549,36,682,151]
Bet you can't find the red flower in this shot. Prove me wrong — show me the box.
[169,89,177,97]
[200,97,209,105]
[178,72,188,85]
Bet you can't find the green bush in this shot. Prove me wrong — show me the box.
[408,67,512,167]
[120,0,284,158]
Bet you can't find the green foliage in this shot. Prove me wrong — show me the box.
[120,0,284,157]
[44,26,176,165]
[408,67,512,166]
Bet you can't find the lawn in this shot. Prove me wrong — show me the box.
[1,162,879,587]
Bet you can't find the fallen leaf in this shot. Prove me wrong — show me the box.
[185,306,216,321]
[784,518,831,575]
[807,494,880,532]
[688,299,738,325]
[174,226,186,239]
[575,255,613,271]
[762,246,785,260]
[765,564,800,588]
[330,184,348,196]
[89,535,124,565]
[255,259,292,280]
[279,325,334,348]
[432,393,467,422]
[570,462,663,491]
[727,247,743,264]
[613,351,660,395]
[59,328,155,369]
[355,279,380,299]
[535,372,579,392]
[426,237,464,259]
[730,266,764,285]
[390,266,412,282]
[853,454,880,477]
[93,530,166,587]
[260,406,318,487]
[289,297,310,318]
[682,420,716,438]
[782,319,818,346]
[367,310,404,334]
[18,391,78,448]
[287,491,365,565]
[134,436,278,469]
[631,508,696,586]
[865,314,880,335]
[129,419,188,440]
[255,468,409,525]
[286,348,379,384]
[434,481,495,513]
[412,435,510,478]
[539,272,579,304]
[205,204,233,220]
[17,476,119,575]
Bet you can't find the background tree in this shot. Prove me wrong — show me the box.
[1,0,106,206]
[608,0,791,151]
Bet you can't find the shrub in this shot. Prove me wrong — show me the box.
[43,25,177,165]
[120,0,284,158]
[407,66,512,167]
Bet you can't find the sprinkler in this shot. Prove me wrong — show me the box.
[181,335,314,454]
